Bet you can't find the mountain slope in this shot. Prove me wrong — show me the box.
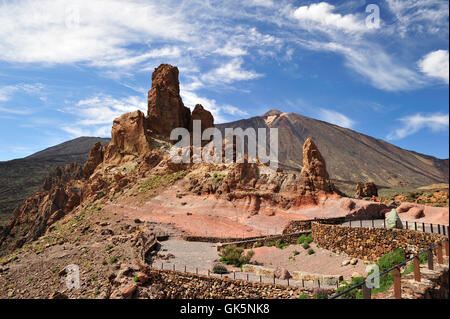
[216,110,449,188]
[0,137,110,224]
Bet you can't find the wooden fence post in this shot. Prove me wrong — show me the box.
[422,223,425,232]
[445,240,449,257]
[360,220,362,227]
[414,222,417,231]
[413,256,421,282]
[427,249,434,270]
[437,242,443,265]
[362,281,371,299]
[393,266,401,299]
[431,224,434,233]
[438,224,441,235]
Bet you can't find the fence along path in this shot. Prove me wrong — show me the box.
[341,219,449,236]
[150,260,337,290]
[330,238,449,299]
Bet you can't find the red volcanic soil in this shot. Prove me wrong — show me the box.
[102,181,449,238]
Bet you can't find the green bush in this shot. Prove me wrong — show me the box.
[298,294,310,299]
[253,242,263,248]
[219,246,255,267]
[302,243,310,250]
[297,235,306,245]
[335,277,365,299]
[266,241,276,247]
[275,239,290,249]
[304,234,313,244]
[212,264,228,274]
[307,248,315,255]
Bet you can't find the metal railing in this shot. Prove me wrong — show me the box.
[329,238,449,299]
[342,219,449,236]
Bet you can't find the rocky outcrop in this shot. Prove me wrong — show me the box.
[84,142,105,179]
[355,182,378,198]
[0,162,84,253]
[147,64,191,137]
[300,138,333,193]
[189,104,214,134]
[42,162,83,191]
[104,110,152,164]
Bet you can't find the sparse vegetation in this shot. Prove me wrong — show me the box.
[212,264,228,274]
[302,243,310,250]
[138,171,186,192]
[307,248,315,255]
[219,246,255,267]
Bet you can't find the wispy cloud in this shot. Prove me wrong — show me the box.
[201,58,263,85]
[418,50,449,84]
[0,83,44,102]
[387,113,449,140]
[60,94,146,137]
[181,89,249,124]
[318,108,355,129]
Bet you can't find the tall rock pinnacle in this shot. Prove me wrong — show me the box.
[147,64,191,137]
[300,138,332,192]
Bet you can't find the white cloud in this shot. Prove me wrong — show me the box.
[386,0,449,37]
[181,88,248,124]
[0,83,44,102]
[418,50,449,84]
[201,58,263,85]
[307,41,424,91]
[0,0,190,65]
[387,113,449,140]
[292,2,366,33]
[317,108,355,128]
[61,94,146,137]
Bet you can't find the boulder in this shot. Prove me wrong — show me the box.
[385,208,404,229]
[355,182,378,198]
[274,267,292,280]
[104,110,151,164]
[120,283,137,299]
[147,64,191,137]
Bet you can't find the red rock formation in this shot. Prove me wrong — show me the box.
[355,182,378,198]
[104,110,151,164]
[147,64,191,137]
[84,142,105,179]
[300,138,332,193]
[189,104,214,134]
[1,162,84,253]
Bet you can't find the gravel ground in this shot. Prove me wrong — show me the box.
[151,239,367,287]
[248,243,368,281]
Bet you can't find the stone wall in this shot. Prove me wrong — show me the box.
[217,231,309,251]
[282,217,346,234]
[182,234,268,243]
[311,222,447,261]
[141,267,315,299]
[242,264,342,286]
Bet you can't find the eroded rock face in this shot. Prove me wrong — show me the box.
[84,142,105,179]
[300,138,332,193]
[355,182,378,198]
[104,110,151,164]
[147,64,191,137]
[1,162,84,253]
[189,104,214,134]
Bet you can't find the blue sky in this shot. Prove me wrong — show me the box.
[0,0,448,161]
